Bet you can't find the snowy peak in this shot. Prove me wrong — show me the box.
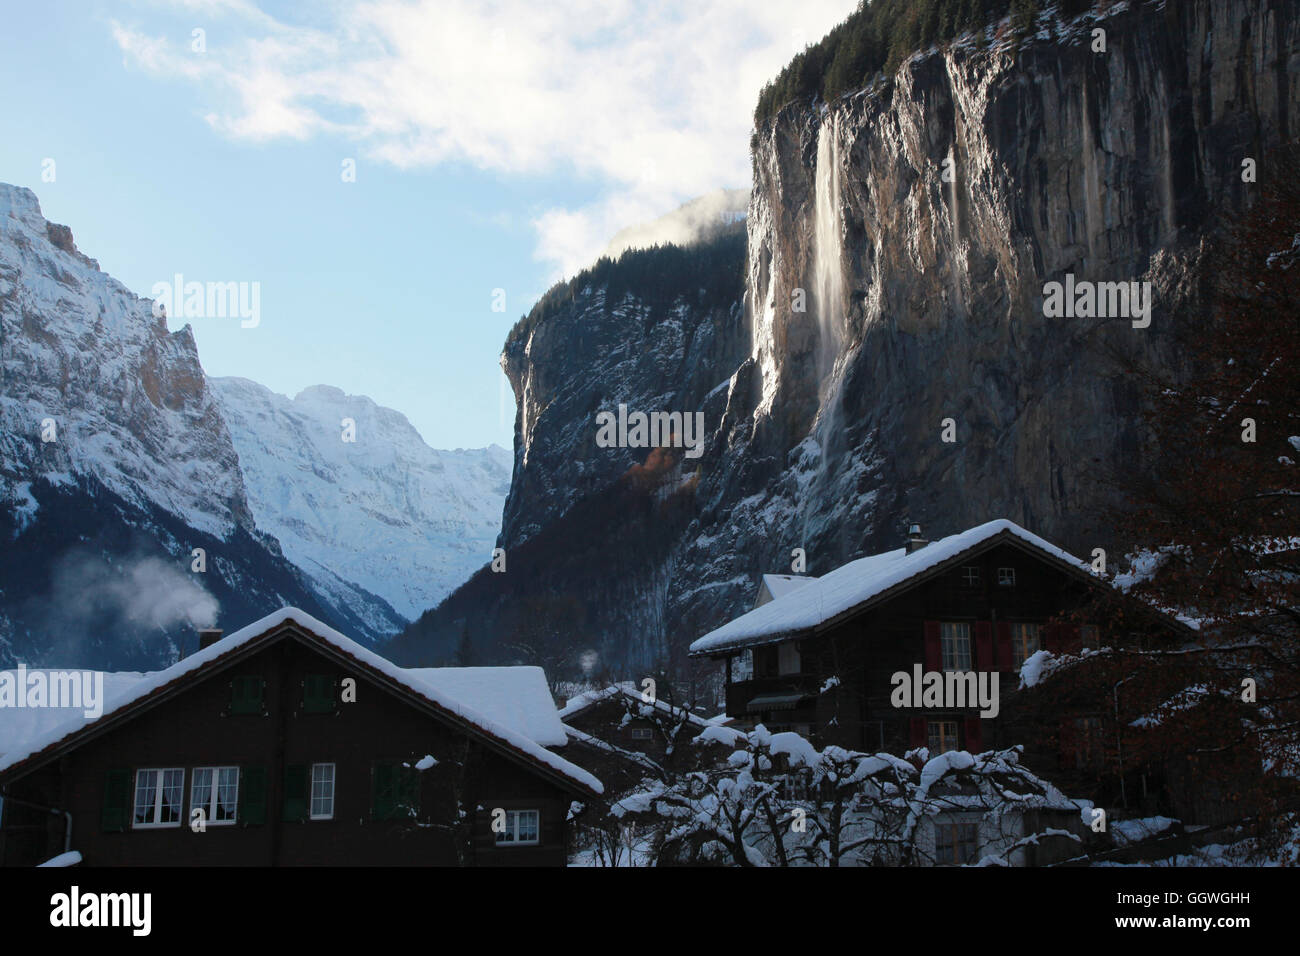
[211,377,511,621]
[0,182,252,539]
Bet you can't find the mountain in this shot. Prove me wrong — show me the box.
[391,0,1300,677]
[211,377,512,622]
[0,183,385,668]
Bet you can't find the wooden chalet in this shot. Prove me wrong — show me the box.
[0,608,601,867]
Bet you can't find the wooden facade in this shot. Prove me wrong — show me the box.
[0,617,598,867]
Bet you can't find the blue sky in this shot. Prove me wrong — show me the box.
[0,0,854,449]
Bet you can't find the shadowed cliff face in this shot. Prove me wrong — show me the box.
[399,0,1300,677]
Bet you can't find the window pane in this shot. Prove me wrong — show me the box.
[310,764,335,818]
[217,768,239,821]
[518,810,539,842]
[160,769,184,823]
[1011,623,1040,668]
[940,623,971,671]
[134,771,157,825]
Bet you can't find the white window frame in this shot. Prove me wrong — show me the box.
[729,648,753,683]
[997,567,1016,587]
[934,819,980,865]
[309,763,335,821]
[960,565,980,587]
[133,767,185,829]
[927,720,960,755]
[495,809,540,846]
[777,641,801,676]
[1010,622,1041,668]
[190,766,239,826]
[940,622,972,672]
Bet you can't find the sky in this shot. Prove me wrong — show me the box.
[0,0,856,450]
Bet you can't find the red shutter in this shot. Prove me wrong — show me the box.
[1042,623,1059,653]
[1063,625,1082,655]
[910,718,927,749]
[996,622,1013,671]
[1058,718,1078,770]
[923,621,941,671]
[974,621,992,671]
[964,717,983,754]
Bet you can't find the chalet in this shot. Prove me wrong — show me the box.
[688,519,1194,803]
[556,683,730,793]
[0,608,601,867]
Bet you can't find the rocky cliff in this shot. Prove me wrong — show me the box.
[395,0,1300,677]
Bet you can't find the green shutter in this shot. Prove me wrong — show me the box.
[303,675,337,714]
[230,676,264,715]
[101,769,131,832]
[398,766,420,818]
[282,764,308,821]
[240,767,267,825]
[372,763,395,821]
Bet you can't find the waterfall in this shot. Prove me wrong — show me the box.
[812,112,844,389]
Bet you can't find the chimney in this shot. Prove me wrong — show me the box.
[197,627,223,652]
[905,523,928,554]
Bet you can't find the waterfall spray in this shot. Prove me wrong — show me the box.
[812,112,844,389]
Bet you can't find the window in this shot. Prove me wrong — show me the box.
[133,768,185,828]
[778,772,813,802]
[940,622,971,672]
[729,649,753,683]
[1010,623,1041,668]
[495,809,540,845]
[190,767,239,825]
[1080,624,1100,649]
[959,565,980,588]
[303,675,337,714]
[629,727,653,741]
[372,762,419,821]
[310,763,335,820]
[927,720,960,755]
[229,676,264,715]
[997,567,1016,587]
[934,821,980,865]
[777,641,801,676]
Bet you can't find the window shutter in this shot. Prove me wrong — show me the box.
[909,718,927,749]
[923,621,941,671]
[1058,718,1078,770]
[282,764,308,821]
[397,766,420,819]
[372,763,395,821]
[974,622,992,671]
[964,717,983,754]
[1042,623,1060,653]
[303,675,337,714]
[101,769,131,832]
[231,676,264,715]
[240,767,267,825]
[995,622,1013,671]
[1063,625,1082,655]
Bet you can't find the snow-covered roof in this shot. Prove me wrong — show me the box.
[691,519,1099,656]
[404,666,566,747]
[558,682,711,729]
[0,608,601,795]
[756,573,816,608]
[0,672,147,760]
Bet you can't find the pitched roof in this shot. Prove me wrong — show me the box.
[404,666,567,747]
[756,573,816,607]
[558,682,711,729]
[690,519,1118,657]
[0,608,600,795]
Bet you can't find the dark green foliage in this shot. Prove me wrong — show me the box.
[753,0,1097,127]
[506,226,745,351]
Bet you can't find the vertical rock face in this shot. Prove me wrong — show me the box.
[400,0,1300,675]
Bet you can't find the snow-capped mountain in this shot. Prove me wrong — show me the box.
[211,377,512,621]
[0,183,400,667]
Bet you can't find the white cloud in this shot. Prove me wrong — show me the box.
[113,0,856,276]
